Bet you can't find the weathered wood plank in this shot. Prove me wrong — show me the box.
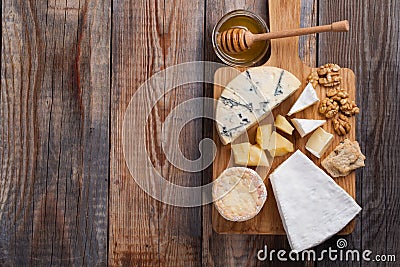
[0,0,110,265]
[110,1,163,264]
[317,0,400,265]
[110,0,203,265]
[158,0,204,266]
[202,0,317,266]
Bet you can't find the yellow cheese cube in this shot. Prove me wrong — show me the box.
[275,115,294,135]
[231,143,251,166]
[267,131,294,157]
[256,124,273,150]
[231,143,269,167]
[248,145,270,167]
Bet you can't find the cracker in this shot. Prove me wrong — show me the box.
[322,139,365,177]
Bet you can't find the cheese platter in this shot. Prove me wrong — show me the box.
[211,0,364,247]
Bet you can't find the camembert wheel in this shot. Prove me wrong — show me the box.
[213,167,267,222]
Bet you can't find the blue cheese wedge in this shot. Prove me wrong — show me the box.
[216,67,301,145]
[270,150,361,252]
[213,167,267,222]
[291,118,326,137]
[287,83,319,116]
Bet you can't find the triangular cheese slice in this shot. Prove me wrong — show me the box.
[287,83,319,116]
[216,67,301,145]
[270,150,361,252]
[291,118,326,137]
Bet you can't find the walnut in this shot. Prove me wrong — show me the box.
[307,64,360,136]
[326,109,339,118]
[326,88,338,97]
[319,63,341,73]
[307,70,319,81]
[340,100,360,116]
[326,87,347,98]
[319,76,341,87]
[333,116,351,136]
[317,67,328,76]
[316,64,341,87]
[319,98,339,118]
[327,88,350,104]
[307,70,319,88]
[317,64,341,74]
[339,114,349,122]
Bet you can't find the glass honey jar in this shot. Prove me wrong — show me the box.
[212,10,269,67]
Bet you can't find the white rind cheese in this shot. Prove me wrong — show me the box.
[287,83,319,116]
[216,67,301,145]
[270,150,361,252]
[306,127,334,158]
[291,118,326,137]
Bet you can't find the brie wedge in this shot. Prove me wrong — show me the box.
[213,167,267,222]
[291,118,326,137]
[306,127,334,158]
[216,67,301,145]
[287,83,319,116]
[270,150,362,252]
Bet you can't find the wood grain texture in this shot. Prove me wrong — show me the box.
[316,0,400,265]
[110,1,163,265]
[110,0,203,266]
[1,0,110,266]
[203,0,316,266]
[158,0,204,265]
[1,0,399,266]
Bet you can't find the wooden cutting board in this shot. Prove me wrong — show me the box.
[212,0,357,235]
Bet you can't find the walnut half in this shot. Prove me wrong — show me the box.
[319,98,339,118]
[333,115,351,136]
[340,100,360,116]
[308,64,360,136]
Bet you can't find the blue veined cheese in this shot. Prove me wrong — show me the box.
[216,67,301,145]
[270,150,361,252]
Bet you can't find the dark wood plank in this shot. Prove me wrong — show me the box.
[202,1,317,266]
[0,0,110,265]
[317,0,400,265]
[110,0,203,265]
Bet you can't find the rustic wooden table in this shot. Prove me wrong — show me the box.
[1,0,399,266]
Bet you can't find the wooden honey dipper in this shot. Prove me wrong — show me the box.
[217,20,349,54]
